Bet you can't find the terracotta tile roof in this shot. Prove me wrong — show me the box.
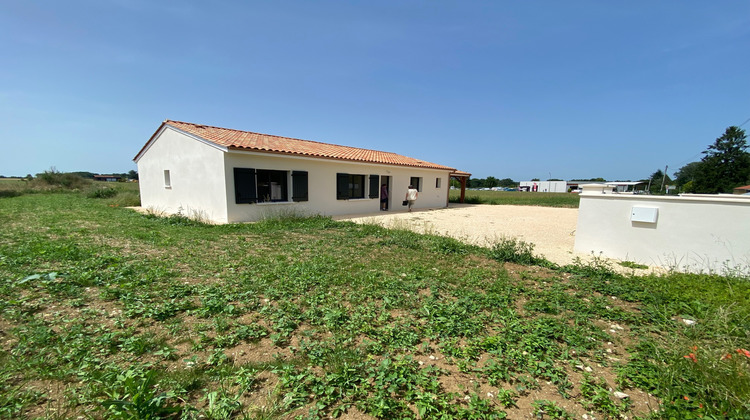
[137,120,457,171]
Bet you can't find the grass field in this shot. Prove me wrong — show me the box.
[449,190,580,208]
[1,191,749,419]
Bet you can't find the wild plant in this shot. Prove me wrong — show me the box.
[99,368,181,419]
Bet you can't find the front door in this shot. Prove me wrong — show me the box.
[382,176,391,211]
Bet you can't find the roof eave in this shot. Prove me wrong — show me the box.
[226,146,456,171]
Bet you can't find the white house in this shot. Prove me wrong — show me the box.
[133,120,470,223]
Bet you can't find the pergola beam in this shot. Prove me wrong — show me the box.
[449,171,471,204]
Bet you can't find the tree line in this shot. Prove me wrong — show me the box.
[463,126,749,195]
[651,126,749,194]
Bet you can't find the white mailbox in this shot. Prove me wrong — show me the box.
[631,207,658,223]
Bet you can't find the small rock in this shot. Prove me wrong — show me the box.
[682,319,696,326]
[613,391,630,399]
[606,349,613,353]
[487,392,494,398]
[464,395,471,401]
[582,415,588,420]
[429,355,436,360]
[585,366,593,372]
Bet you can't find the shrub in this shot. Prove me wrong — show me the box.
[489,237,541,265]
[0,190,22,198]
[33,168,91,190]
[88,188,118,199]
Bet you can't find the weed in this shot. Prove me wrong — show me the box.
[87,187,118,199]
[531,400,573,419]
[618,260,649,270]
[100,368,181,419]
[489,236,542,265]
[1,192,748,418]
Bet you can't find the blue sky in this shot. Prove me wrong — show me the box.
[2,1,749,181]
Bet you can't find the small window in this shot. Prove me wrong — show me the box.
[164,170,171,188]
[436,178,442,188]
[410,177,422,192]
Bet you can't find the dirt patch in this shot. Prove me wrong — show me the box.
[336,204,664,274]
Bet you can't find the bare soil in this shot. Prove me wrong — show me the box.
[335,203,662,274]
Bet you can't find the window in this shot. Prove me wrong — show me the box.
[256,169,288,202]
[410,177,422,191]
[234,168,293,204]
[368,175,380,199]
[436,177,442,188]
[163,170,171,188]
[336,173,365,199]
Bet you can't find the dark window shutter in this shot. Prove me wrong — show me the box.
[369,175,379,199]
[336,173,349,199]
[292,171,308,202]
[234,168,257,203]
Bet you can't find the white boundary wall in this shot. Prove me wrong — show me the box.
[574,184,750,275]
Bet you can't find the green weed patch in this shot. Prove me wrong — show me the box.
[0,192,747,418]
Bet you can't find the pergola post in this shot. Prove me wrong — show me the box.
[449,171,471,204]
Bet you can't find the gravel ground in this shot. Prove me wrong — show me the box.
[334,203,660,274]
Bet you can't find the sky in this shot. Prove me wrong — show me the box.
[1,1,749,181]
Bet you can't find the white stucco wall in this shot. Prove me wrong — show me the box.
[574,186,750,275]
[135,127,229,222]
[224,150,451,223]
[135,128,452,224]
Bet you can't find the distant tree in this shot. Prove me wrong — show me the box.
[128,170,139,180]
[530,178,540,181]
[646,169,672,192]
[547,178,563,181]
[484,176,499,188]
[674,162,701,188]
[692,126,750,193]
[498,178,516,188]
[70,171,96,179]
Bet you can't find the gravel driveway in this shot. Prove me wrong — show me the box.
[334,203,658,273]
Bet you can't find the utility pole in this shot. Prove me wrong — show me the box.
[660,165,668,192]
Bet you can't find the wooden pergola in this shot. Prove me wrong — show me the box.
[448,170,472,204]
